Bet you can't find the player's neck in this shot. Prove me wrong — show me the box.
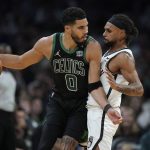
[109,43,127,52]
[62,33,77,51]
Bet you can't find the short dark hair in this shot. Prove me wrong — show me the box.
[108,14,139,44]
[62,7,86,26]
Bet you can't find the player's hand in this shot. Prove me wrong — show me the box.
[105,68,118,90]
[0,60,2,75]
[107,108,123,125]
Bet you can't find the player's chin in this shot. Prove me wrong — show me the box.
[79,37,87,43]
[103,39,109,43]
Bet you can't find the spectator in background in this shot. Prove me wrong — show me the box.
[0,43,17,150]
[15,107,28,150]
[137,98,150,131]
[112,106,142,150]
[118,106,141,139]
[140,129,150,150]
[30,97,43,127]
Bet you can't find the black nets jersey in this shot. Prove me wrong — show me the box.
[50,33,93,99]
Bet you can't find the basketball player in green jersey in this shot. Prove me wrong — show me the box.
[0,7,122,150]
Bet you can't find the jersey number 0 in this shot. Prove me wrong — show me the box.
[65,74,77,91]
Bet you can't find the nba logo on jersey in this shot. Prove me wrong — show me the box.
[87,136,93,148]
[76,51,83,57]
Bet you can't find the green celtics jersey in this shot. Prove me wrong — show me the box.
[50,33,93,99]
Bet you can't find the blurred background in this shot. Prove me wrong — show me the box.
[0,0,150,150]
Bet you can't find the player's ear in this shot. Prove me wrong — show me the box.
[120,29,126,39]
[64,25,71,33]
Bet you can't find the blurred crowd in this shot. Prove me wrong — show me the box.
[0,0,150,150]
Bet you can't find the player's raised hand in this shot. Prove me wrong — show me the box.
[107,108,123,125]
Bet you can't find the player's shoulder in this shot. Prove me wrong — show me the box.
[117,48,133,57]
[34,34,56,49]
[115,49,134,62]
[85,36,102,61]
[87,36,99,44]
[86,36,101,49]
[38,34,56,44]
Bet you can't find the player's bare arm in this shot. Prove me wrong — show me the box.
[86,40,122,124]
[0,35,53,69]
[86,40,108,109]
[106,52,144,96]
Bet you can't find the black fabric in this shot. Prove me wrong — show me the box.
[50,33,89,99]
[103,104,112,113]
[0,110,15,150]
[107,14,138,42]
[92,104,112,150]
[92,74,117,149]
[88,81,102,93]
[32,125,43,150]
[38,92,87,150]
[92,109,106,150]
[108,17,128,31]
[106,74,118,99]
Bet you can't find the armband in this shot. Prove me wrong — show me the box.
[88,81,102,93]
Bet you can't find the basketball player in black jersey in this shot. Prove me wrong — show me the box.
[0,7,122,150]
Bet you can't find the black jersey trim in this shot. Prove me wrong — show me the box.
[104,48,129,57]
[92,74,117,150]
[49,33,57,61]
[106,74,118,98]
[106,50,132,74]
[92,108,106,150]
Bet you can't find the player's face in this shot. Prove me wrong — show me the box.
[70,18,88,43]
[103,22,126,47]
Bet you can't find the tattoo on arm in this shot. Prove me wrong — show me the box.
[116,82,144,96]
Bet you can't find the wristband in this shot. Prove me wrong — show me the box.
[104,104,112,113]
